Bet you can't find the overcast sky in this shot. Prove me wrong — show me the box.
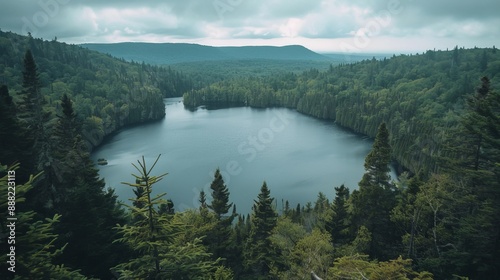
[1,0,499,53]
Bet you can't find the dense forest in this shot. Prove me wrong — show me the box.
[0,30,499,280]
[184,47,500,175]
[0,30,192,150]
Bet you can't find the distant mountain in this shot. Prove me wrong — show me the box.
[80,42,331,65]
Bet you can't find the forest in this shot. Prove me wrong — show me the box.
[0,31,499,280]
[0,30,192,151]
[184,47,500,175]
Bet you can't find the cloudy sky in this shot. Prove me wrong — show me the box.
[1,0,499,53]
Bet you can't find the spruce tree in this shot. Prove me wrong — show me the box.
[18,49,50,173]
[46,94,130,278]
[359,122,392,190]
[0,164,85,279]
[350,122,397,260]
[0,85,32,176]
[439,77,500,278]
[113,155,221,279]
[206,168,235,266]
[245,181,278,277]
[325,184,350,245]
[208,168,233,218]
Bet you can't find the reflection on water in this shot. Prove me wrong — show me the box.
[92,98,377,214]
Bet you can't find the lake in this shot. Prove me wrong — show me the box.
[92,98,376,214]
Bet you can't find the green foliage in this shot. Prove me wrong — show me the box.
[350,123,398,259]
[3,31,499,279]
[329,254,433,280]
[0,164,86,279]
[0,30,192,151]
[245,181,278,277]
[113,156,224,279]
[325,184,351,245]
[0,85,33,179]
[184,47,500,176]
[277,229,333,280]
[18,49,50,175]
[208,168,234,218]
[425,77,500,278]
[206,169,236,266]
[359,123,392,189]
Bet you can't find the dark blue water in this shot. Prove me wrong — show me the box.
[92,98,375,214]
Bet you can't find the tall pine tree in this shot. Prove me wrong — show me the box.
[0,85,32,175]
[244,181,278,277]
[326,184,350,245]
[350,122,397,260]
[439,77,500,278]
[46,94,130,279]
[208,168,233,218]
[206,168,236,266]
[18,49,50,174]
[113,155,221,279]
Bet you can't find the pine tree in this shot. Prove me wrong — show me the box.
[359,122,392,189]
[326,184,350,245]
[439,77,500,278]
[18,49,50,173]
[208,168,233,218]
[113,155,222,279]
[113,155,169,278]
[206,168,235,265]
[0,85,32,176]
[350,122,397,260]
[42,94,131,278]
[244,181,278,277]
[0,164,86,279]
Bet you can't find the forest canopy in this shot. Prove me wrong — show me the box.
[0,30,499,279]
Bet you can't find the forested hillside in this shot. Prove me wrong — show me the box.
[81,43,330,65]
[0,30,192,150]
[82,42,340,87]
[0,31,193,279]
[184,46,500,175]
[1,30,499,279]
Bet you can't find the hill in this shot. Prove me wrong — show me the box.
[80,42,331,65]
[184,46,500,175]
[0,31,193,149]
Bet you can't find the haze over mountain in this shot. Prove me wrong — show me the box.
[81,42,332,65]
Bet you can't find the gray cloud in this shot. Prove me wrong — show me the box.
[0,0,498,52]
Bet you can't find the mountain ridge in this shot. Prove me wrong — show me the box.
[80,42,332,65]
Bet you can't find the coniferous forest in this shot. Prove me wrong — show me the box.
[1,30,499,280]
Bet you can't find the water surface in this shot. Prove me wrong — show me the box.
[92,98,374,214]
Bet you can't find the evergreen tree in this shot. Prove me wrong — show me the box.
[326,184,350,245]
[199,189,211,221]
[113,155,222,279]
[244,181,278,277]
[132,180,146,211]
[55,173,129,279]
[0,164,86,279]
[114,155,170,278]
[439,77,500,278]
[18,49,50,173]
[359,122,392,189]
[43,94,131,278]
[206,168,236,266]
[208,168,233,218]
[390,173,424,260]
[350,123,397,260]
[0,85,32,176]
